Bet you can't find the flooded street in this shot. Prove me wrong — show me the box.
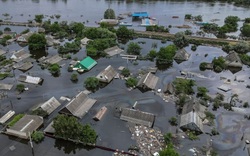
[0,0,250,156]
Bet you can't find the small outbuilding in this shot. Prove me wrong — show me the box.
[93,106,107,121]
[137,72,159,90]
[13,61,33,71]
[163,82,175,94]
[18,75,43,85]
[0,83,13,90]
[6,114,43,139]
[174,49,190,63]
[35,97,61,115]
[59,91,97,119]
[224,51,243,68]
[16,31,34,43]
[0,110,15,124]
[104,46,124,57]
[180,111,203,133]
[11,49,31,62]
[120,108,155,127]
[42,54,63,65]
[96,65,117,83]
[74,56,97,71]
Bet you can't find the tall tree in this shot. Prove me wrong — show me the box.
[127,42,141,55]
[104,8,116,19]
[28,33,46,50]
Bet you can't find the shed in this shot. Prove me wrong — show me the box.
[163,82,175,94]
[182,98,207,119]
[224,51,243,68]
[6,115,43,139]
[180,111,203,133]
[59,91,97,119]
[96,65,117,83]
[93,106,107,121]
[218,84,231,92]
[81,37,91,45]
[0,83,13,90]
[74,56,97,71]
[0,110,15,124]
[10,49,31,62]
[137,72,159,90]
[120,108,155,127]
[174,49,190,63]
[18,75,43,85]
[14,62,33,71]
[104,46,124,57]
[42,54,63,65]
[0,49,6,56]
[36,97,61,115]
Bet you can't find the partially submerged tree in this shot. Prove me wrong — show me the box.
[121,68,130,77]
[16,84,25,93]
[173,32,189,49]
[28,33,46,51]
[127,42,141,55]
[156,44,176,65]
[84,77,100,91]
[104,8,116,19]
[126,77,138,88]
[48,63,61,76]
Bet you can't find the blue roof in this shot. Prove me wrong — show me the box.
[132,12,149,17]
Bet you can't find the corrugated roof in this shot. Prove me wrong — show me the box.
[174,49,190,61]
[96,65,117,83]
[0,83,13,90]
[7,115,43,138]
[93,106,107,121]
[163,82,175,94]
[180,111,203,133]
[39,97,61,115]
[11,49,31,62]
[182,98,206,119]
[132,12,149,17]
[43,121,55,134]
[76,56,97,70]
[224,51,243,68]
[15,62,33,71]
[60,92,97,119]
[137,72,159,90]
[43,55,63,65]
[120,108,155,127]
[104,46,124,56]
[18,75,43,84]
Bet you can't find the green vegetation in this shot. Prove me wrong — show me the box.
[239,54,250,65]
[104,8,116,19]
[197,86,210,101]
[16,84,25,93]
[32,108,48,117]
[173,78,195,95]
[191,45,197,51]
[184,14,192,20]
[28,33,46,50]
[31,131,45,143]
[126,77,138,88]
[84,77,100,91]
[169,117,178,126]
[48,63,61,76]
[0,72,10,80]
[173,32,189,49]
[86,38,116,57]
[159,143,179,156]
[187,131,199,140]
[127,42,141,55]
[53,114,97,144]
[4,27,11,32]
[71,73,78,82]
[212,56,226,72]
[164,133,173,145]
[202,23,219,34]
[243,102,249,108]
[146,25,169,33]
[121,68,130,77]
[211,128,219,136]
[34,14,44,23]
[222,41,250,53]
[116,26,134,40]
[84,27,116,39]
[21,29,30,34]
[7,114,25,127]
[175,94,188,107]
[241,24,250,37]
[199,62,208,71]
[156,44,176,65]
[147,49,157,61]
[205,111,215,125]
[58,40,81,54]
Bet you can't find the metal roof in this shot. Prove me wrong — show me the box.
[180,111,203,133]
[60,91,97,119]
[0,83,13,90]
[38,97,61,115]
[96,65,117,83]
[104,46,124,57]
[174,49,190,62]
[120,108,155,127]
[18,75,43,85]
[132,12,149,17]
[43,54,63,65]
[75,56,97,70]
[137,72,159,90]
[182,98,207,119]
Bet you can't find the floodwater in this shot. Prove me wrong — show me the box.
[1,0,250,156]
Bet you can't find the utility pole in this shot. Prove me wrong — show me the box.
[29,132,35,156]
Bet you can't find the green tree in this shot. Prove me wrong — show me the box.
[126,77,138,88]
[50,22,61,33]
[48,63,60,76]
[212,56,226,72]
[173,32,189,48]
[31,131,45,143]
[169,117,178,126]
[71,73,78,82]
[197,86,208,97]
[164,133,173,145]
[84,77,99,91]
[241,24,250,37]
[21,29,30,34]
[4,27,11,32]
[16,84,25,93]
[156,44,176,65]
[104,8,116,19]
[173,78,195,95]
[116,26,133,40]
[0,30,3,35]
[121,68,130,77]
[70,22,85,37]
[83,27,116,39]
[127,42,141,55]
[32,108,48,117]
[185,14,192,20]
[159,144,179,156]
[147,49,157,61]
[53,114,97,144]
[34,14,44,23]
[28,33,46,50]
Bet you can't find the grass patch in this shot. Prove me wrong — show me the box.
[8,114,25,127]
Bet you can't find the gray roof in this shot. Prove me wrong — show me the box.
[60,91,97,119]
[180,111,203,133]
[14,62,33,71]
[38,97,61,115]
[43,54,63,65]
[0,49,6,56]
[137,72,159,90]
[43,121,55,134]
[182,98,207,119]
[6,115,43,139]
[93,106,107,121]
[104,46,124,56]
[11,49,31,62]
[96,65,117,83]
[0,83,13,90]
[163,82,175,94]
[18,75,43,84]
[120,108,155,127]
[174,49,190,62]
[224,51,243,68]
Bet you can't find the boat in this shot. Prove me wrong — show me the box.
[119,22,133,26]
[172,16,179,18]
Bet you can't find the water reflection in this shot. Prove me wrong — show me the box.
[30,49,48,60]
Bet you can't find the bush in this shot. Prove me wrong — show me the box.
[31,131,45,143]
[126,77,138,88]
[16,84,25,93]
[191,45,197,51]
[211,128,219,135]
[243,102,249,108]
[187,131,199,140]
[71,73,78,82]
[84,77,99,91]
[8,114,25,127]
[32,108,48,117]
[169,117,178,126]
[48,63,60,76]
[173,78,195,95]
[121,68,130,77]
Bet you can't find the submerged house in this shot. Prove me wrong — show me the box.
[16,31,34,43]
[137,72,159,90]
[180,111,203,133]
[0,49,6,56]
[120,108,155,127]
[80,37,91,45]
[96,65,117,83]
[18,75,43,85]
[224,51,243,68]
[6,115,43,139]
[182,98,207,119]
[59,91,97,119]
[74,56,97,72]
[174,49,190,63]
[163,82,175,94]
[35,97,61,115]
[13,61,33,71]
[11,49,31,62]
[104,46,124,57]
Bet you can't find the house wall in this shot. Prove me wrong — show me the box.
[120,115,152,127]
[6,129,28,139]
[96,74,108,83]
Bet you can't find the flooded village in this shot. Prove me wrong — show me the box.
[1,0,250,156]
